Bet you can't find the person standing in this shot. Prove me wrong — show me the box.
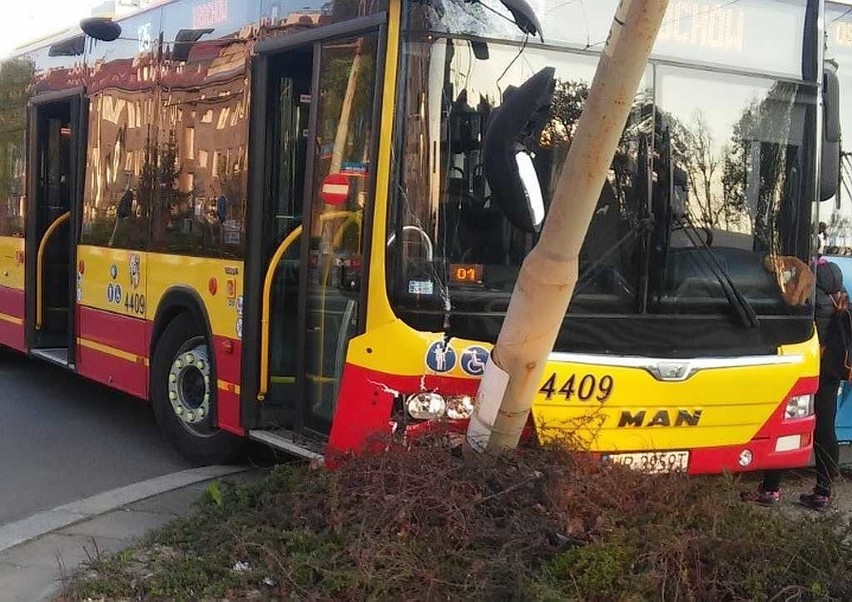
[742,259,849,510]
[818,222,828,257]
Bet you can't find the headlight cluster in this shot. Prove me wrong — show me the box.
[406,392,475,421]
[784,394,813,420]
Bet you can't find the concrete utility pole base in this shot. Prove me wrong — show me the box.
[465,0,671,455]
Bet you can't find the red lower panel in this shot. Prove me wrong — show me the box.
[327,364,478,457]
[78,305,149,357]
[213,336,242,434]
[0,286,24,352]
[77,344,147,399]
[686,428,813,475]
[77,306,244,433]
[0,317,24,352]
[0,285,24,318]
[686,377,818,474]
[213,335,242,387]
[216,387,243,435]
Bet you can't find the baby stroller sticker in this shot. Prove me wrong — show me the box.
[425,341,457,373]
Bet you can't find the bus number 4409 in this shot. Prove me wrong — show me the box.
[125,293,146,316]
[538,373,613,402]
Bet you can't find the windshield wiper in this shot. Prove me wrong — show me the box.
[675,214,758,329]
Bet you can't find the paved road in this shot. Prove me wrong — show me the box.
[0,349,193,525]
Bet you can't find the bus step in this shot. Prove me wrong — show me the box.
[248,428,325,461]
[31,347,71,369]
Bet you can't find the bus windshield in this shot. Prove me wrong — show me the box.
[387,6,817,348]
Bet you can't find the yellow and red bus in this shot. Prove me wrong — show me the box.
[0,0,835,472]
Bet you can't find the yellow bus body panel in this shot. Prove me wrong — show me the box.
[77,245,244,341]
[0,236,25,290]
[346,318,818,451]
[531,338,818,451]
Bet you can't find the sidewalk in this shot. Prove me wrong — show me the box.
[0,465,264,601]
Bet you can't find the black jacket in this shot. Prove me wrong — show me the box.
[815,261,850,379]
[815,261,844,344]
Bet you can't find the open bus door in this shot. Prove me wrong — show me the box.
[242,19,383,456]
[244,42,315,451]
[25,91,86,368]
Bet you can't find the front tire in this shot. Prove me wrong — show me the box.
[151,315,242,465]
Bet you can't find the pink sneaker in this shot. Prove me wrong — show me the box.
[798,492,831,511]
[740,489,781,506]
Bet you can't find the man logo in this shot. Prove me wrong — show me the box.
[648,362,692,381]
[618,409,703,428]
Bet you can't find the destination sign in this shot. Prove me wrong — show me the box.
[651,0,805,78]
[657,0,745,52]
[487,0,809,79]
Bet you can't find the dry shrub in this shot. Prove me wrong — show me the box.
[67,436,852,601]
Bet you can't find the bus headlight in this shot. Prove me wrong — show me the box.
[785,394,813,420]
[446,395,475,420]
[407,392,446,420]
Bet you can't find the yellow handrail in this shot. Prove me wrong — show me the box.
[257,210,356,401]
[35,211,71,331]
[258,225,302,401]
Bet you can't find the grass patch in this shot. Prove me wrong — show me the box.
[62,441,852,601]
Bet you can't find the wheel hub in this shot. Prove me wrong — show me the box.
[168,343,211,426]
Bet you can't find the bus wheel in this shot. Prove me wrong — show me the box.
[152,315,241,465]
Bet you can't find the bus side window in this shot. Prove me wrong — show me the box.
[149,1,254,260]
[0,58,31,239]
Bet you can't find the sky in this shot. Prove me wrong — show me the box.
[0,0,97,58]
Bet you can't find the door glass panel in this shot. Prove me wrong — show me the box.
[268,49,313,398]
[41,108,73,339]
[304,34,378,427]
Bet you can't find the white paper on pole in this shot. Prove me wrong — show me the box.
[476,355,509,426]
[467,354,510,452]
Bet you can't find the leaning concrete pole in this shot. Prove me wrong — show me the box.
[466,0,670,453]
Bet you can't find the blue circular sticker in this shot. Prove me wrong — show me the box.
[425,341,457,373]
[461,346,489,377]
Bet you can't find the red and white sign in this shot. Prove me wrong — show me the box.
[321,173,350,205]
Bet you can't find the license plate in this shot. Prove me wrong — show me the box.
[603,451,689,474]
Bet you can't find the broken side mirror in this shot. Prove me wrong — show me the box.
[821,60,841,203]
[482,67,555,233]
[80,17,122,42]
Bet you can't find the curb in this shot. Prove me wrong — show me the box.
[0,465,246,554]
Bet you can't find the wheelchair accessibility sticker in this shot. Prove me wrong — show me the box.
[460,346,489,377]
[425,341,457,373]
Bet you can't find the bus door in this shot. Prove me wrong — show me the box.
[245,45,314,434]
[243,24,382,446]
[25,93,86,367]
